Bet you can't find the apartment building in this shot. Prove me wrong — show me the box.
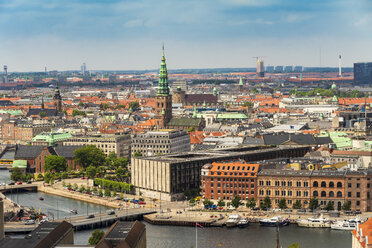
[63,132,131,158]
[131,130,190,157]
[201,161,259,201]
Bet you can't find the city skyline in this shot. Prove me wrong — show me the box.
[0,0,372,71]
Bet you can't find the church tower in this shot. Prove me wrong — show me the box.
[53,83,62,113]
[155,46,172,128]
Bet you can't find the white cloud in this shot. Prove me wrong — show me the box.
[354,13,372,26]
[223,0,274,6]
[228,18,274,25]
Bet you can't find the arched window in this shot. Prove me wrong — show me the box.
[329,191,334,197]
[313,181,318,187]
[321,191,326,197]
[313,191,318,197]
[321,181,326,188]
[337,191,342,198]
[329,182,334,188]
[337,182,342,188]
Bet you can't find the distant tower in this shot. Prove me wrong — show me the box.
[338,55,342,77]
[256,59,265,77]
[3,65,8,84]
[45,66,47,75]
[238,76,244,91]
[155,45,172,128]
[81,63,87,76]
[53,83,62,112]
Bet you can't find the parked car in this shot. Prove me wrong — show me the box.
[297,209,306,213]
[86,214,95,219]
[107,210,115,215]
[25,220,35,225]
[138,201,146,205]
[114,196,121,200]
[8,182,15,185]
[252,207,260,211]
[26,181,32,184]
[354,210,362,215]
[17,182,23,185]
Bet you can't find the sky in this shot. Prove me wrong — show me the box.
[0,0,372,71]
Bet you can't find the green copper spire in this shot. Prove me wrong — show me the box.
[203,100,206,108]
[161,108,165,115]
[239,76,243,86]
[157,45,169,96]
[213,87,217,96]
[192,105,197,118]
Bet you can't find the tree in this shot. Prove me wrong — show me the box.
[246,197,256,209]
[44,172,53,184]
[88,230,105,245]
[203,199,212,207]
[74,145,106,168]
[72,109,86,117]
[217,199,226,207]
[288,243,300,248]
[101,103,110,110]
[45,155,67,172]
[278,198,287,209]
[10,167,23,182]
[98,188,103,197]
[73,183,78,191]
[97,166,106,177]
[342,200,351,211]
[187,126,195,132]
[79,185,86,193]
[293,200,302,209]
[260,196,271,210]
[115,166,130,182]
[242,101,253,107]
[104,188,111,197]
[325,201,334,211]
[86,165,97,179]
[61,171,68,179]
[231,195,242,209]
[309,197,319,210]
[38,111,46,118]
[129,101,140,110]
[133,150,142,158]
[78,101,84,107]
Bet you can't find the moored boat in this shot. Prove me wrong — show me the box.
[39,197,44,201]
[297,214,330,228]
[225,214,241,228]
[259,216,289,227]
[238,218,249,228]
[331,220,357,231]
[70,209,78,214]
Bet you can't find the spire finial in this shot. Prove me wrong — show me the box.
[162,43,165,56]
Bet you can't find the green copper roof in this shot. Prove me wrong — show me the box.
[12,160,27,169]
[318,131,351,149]
[32,131,72,143]
[331,82,337,89]
[239,77,243,86]
[0,109,24,116]
[216,113,248,119]
[213,87,217,96]
[157,45,170,96]
[192,105,197,118]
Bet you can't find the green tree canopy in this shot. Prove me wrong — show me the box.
[246,197,256,209]
[231,195,242,209]
[288,243,301,248]
[86,165,97,179]
[278,198,287,209]
[342,200,351,211]
[45,155,67,173]
[260,196,272,210]
[217,199,226,207]
[293,200,302,209]
[72,109,86,117]
[38,112,46,118]
[325,201,334,211]
[242,101,253,107]
[88,230,105,245]
[203,199,212,207]
[74,145,106,168]
[10,167,23,182]
[44,172,53,184]
[129,101,140,110]
[309,197,319,210]
[133,150,143,158]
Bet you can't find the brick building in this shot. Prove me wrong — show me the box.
[345,171,372,212]
[201,161,259,201]
[257,169,312,208]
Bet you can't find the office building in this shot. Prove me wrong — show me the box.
[131,130,190,156]
[354,62,372,85]
[256,60,265,77]
[63,133,131,158]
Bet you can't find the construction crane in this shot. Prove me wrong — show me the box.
[253,56,266,77]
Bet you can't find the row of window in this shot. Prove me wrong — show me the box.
[259,190,309,197]
[208,178,255,182]
[209,183,255,188]
[211,171,255,176]
[313,191,342,198]
[258,180,343,188]
[210,190,255,195]
[216,165,256,171]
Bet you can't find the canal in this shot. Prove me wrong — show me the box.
[1,171,352,247]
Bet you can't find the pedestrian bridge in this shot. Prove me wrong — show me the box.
[0,184,38,194]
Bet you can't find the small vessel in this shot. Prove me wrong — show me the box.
[70,209,78,214]
[259,216,289,227]
[225,214,241,227]
[39,197,44,201]
[238,218,249,228]
[331,220,357,231]
[297,214,330,228]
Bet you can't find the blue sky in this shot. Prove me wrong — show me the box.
[0,0,371,71]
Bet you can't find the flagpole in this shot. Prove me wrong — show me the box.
[195,222,198,248]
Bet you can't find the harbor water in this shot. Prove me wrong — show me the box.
[1,171,351,247]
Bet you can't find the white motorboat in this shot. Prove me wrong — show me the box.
[238,218,249,228]
[259,216,289,227]
[226,214,241,227]
[297,214,330,228]
[331,220,357,231]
